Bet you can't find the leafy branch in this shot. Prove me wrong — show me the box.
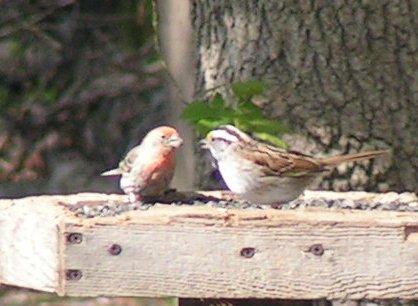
[181,81,290,148]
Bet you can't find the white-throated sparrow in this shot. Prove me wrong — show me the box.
[201,125,387,204]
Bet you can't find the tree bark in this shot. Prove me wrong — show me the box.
[190,0,417,193]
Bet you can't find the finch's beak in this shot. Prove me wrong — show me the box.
[199,139,209,149]
[168,135,183,148]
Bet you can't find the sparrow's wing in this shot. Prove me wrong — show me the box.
[241,143,324,177]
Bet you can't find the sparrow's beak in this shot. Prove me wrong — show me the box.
[200,133,213,149]
[199,139,208,149]
[168,135,183,148]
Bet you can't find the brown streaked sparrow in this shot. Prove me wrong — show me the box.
[102,126,183,203]
[201,125,387,204]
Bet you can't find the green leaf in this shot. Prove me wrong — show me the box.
[210,94,236,120]
[236,101,263,118]
[211,93,225,109]
[231,81,266,101]
[247,118,291,134]
[233,117,252,131]
[181,101,216,123]
[195,118,232,136]
[253,132,287,148]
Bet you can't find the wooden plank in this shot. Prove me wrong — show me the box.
[0,193,124,292]
[61,193,418,299]
[1,191,418,300]
[0,195,62,292]
[177,298,313,306]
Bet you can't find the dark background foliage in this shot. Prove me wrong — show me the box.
[0,1,177,304]
[0,0,166,197]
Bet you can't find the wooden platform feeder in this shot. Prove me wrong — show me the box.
[1,190,418,304]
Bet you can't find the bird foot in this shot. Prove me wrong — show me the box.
[128,193,143,204]
[163,188,177,195]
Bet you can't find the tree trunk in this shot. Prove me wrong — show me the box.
[190,0,417,193]
[157,0,196,190]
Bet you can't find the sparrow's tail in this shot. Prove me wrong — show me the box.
[320,150,388,166]
[101,168,122,176]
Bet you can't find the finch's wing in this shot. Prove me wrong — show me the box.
[118,145,143,173]
[128,151,176,192]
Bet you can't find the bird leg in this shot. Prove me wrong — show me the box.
[128,192,142,204]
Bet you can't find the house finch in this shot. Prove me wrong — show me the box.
[102,126,183,202]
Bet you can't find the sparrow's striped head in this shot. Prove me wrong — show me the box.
[201,125,252,160]
[206,125,252,143]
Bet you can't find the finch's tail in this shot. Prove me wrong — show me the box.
[320,150,388,166]
[101,168,122,176]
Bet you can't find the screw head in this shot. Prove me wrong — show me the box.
[66,233,83,244]
[240,247,256,258]
[309,244,324,256]
[66,269,82,281]
[108,243,122,255]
